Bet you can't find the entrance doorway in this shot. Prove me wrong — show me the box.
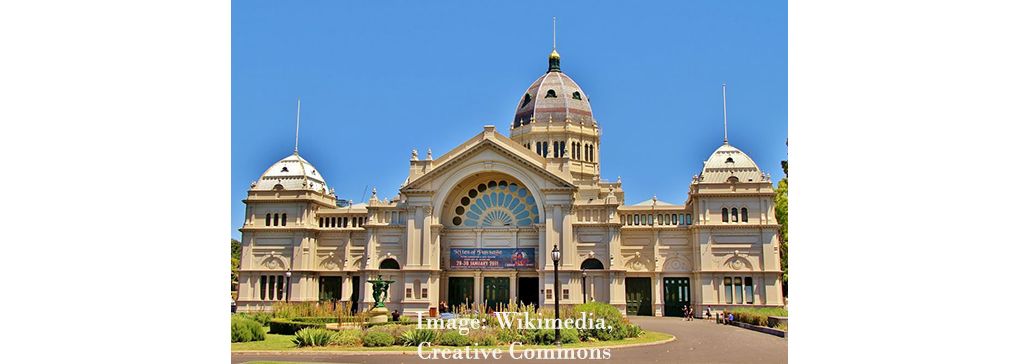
[448,277,474,310]
[483,277,510,311]
[663,277,691,317]
[517,277,539,307]
[625,277,652,316]
[350,276,360,313]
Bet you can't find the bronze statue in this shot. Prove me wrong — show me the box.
[367,274,395,309]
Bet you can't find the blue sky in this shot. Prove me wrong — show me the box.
[232,0,787,239]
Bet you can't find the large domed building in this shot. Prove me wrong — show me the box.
[236,48,783,317]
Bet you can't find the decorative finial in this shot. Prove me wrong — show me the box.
[548,17,561,73]
[411,149,418,161]
[370,187,378,201]
[426,148,432,160]
[722,83,729,144]
[294,97,301,154]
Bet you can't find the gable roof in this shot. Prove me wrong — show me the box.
[402,126,575,191]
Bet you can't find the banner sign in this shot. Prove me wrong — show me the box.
[450,248,536,269]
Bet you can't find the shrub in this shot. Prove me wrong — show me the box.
[293,328,336,347]
[366,324,413,344]
[496,326,526,344]
[523,328,579,345]
[468,329,498,346]
[620,323,643,338]
[330,329,362,346]
[362,331,395,347]
[239,312,273,326]
[573,301,627,341]
[438,330,471,346]
[401,329,440,346]
[231,315,266,343]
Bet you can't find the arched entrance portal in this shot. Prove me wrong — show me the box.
[439,173,543,311]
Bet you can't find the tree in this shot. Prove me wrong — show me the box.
[775,160,788,297]
[231,239,241,292]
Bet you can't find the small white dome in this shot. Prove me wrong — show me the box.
[252,153,329,192]
[699,143,766,183]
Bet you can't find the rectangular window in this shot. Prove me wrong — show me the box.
[734,277,744,304]
[260,275,267,300]
[672,214,678,225]
[686,214,692,225]
[405,288,413,299]
[421,288,428,299]
[268,275,276,300]
[745,277,754,304]
[724,277,733,303]
[563,289,569,300]
[546,289,553,300]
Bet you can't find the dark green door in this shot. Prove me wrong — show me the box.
[319,276,342,302]
[625,277,652,316]
[448,277,474,310]
[663,277,690,317]
[484,277,510,311]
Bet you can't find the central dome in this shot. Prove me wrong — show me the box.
[512,50,596,129]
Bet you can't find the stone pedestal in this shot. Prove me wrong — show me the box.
[368,307,390,324]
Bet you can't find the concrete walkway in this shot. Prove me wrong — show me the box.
[232,316,787,364]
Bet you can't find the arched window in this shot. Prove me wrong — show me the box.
[672,214,678,225]
[265,214,271,226]
[580,258,605,270]
[520,93,531,108]
[721,208,729,222]
[731,208,738,222]
[379,258,400,270]
[273,213,279,226]
[740,208,748,222]
[685,214,692,225]
[281,213,287,226]
[545,89,557,98]
[572,91,582,100]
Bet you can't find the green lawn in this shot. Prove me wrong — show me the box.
[232,329,673,352]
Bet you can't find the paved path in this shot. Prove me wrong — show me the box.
[232,316,787,364]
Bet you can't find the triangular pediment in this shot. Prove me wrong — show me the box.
[402,127,575,192]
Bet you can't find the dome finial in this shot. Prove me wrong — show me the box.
[293,97,301,154]
[548,17,561,72]
[721,83,729,144]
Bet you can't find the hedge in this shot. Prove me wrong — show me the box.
[268,316,337,335]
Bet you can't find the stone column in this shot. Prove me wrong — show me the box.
[341,274,352,303]
[473,271,483,308]
[652,272,663,316]
[420,206,432,267]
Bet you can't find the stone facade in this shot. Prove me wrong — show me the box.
[236,50,783,317]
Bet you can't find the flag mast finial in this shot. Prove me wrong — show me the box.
[722,83,729,144]
[294,98,301,154]
[553,16,557,50]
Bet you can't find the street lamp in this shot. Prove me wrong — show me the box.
[285,270,292,302]
[551,245,562,347]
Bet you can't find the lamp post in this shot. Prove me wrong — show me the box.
[285,270,292,302]
[552,245,562,347]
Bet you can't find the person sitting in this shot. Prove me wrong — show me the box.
[727,312,734,324]
[391,309,400,322]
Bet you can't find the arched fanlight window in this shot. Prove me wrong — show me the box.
[281,213,287,226]
[740,208,748,222]
[572,91,582,100]
[273,213,279,226]
[265,214,271,226]
[379,258,400,270]
[545,89,557,98]
[580,258,605,270]
[721,208,729,222]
